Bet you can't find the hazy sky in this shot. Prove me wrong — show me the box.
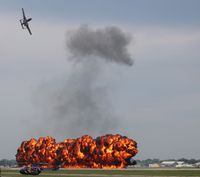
[0,0,200,160]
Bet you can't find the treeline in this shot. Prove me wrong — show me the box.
[0,159,17,166]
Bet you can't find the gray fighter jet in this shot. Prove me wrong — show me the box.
[20,8,32,35]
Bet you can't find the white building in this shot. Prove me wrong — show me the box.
[161,161,176,167]
[149,163,160,168]
[195,162,200,168]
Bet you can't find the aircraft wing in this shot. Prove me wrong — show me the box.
[26,23,32,35]
[22,8,26,19]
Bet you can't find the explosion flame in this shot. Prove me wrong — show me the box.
[16,134,138,168]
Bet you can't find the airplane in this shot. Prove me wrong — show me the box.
[20,8,32,35]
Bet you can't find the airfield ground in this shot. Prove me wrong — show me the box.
[1,168,200,177]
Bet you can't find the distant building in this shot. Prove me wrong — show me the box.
[161,161,177,167]
[176,163,195,168]
[161,161,196,168]
[195,162,200,168]
[175,161,184,167]
[149,163,160,168]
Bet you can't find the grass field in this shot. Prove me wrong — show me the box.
[1,168,200,177]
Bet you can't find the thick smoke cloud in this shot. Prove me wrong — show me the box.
[45,61,118,137]
[67,25,133,65]
[36,26,133,137]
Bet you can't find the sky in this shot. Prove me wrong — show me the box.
[0,0,200,160]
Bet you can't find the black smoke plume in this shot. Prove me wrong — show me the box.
[67,25,133,66]
[36,25,133,137]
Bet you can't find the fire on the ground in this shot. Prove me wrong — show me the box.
[16,134,138,168]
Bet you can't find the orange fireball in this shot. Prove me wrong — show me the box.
[16,134,138,168]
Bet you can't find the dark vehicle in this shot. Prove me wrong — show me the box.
[20,8,32,35]
[18,162,61,175]
[19,166,42,175]
[126,157,137,166]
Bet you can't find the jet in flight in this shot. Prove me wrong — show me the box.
[20,8,32,35]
